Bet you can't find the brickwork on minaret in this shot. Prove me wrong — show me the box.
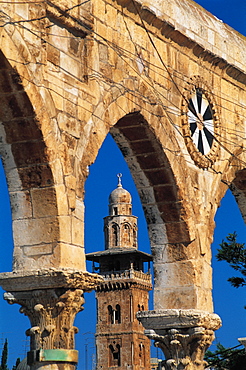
[86,175,152,369]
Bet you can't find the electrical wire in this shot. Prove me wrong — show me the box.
[1,37,244,178]
[0,4,246,178]
[1,17,245,153]
[1,6,246,130]
[127,0,246,161]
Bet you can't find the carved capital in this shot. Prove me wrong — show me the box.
[146,327,215,370]
[1,270,103,368]
[137,309,222,370]
[4,288,84,351]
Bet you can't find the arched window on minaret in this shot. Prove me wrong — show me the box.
[122,223,130,244]
[133,226,137,248]
[104,225,109,248]
[111,224,118,247]
[139,343,145,367]
[109,343,121,367]
[108,305,114,324]
[137,304,141,324]
[115,304,121,324]
[116,344,121,366]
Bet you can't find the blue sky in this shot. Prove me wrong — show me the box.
[0,1,246,369]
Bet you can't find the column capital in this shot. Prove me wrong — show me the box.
[4,288,84,352]
[137,309,222,370]
[1,269,103,369]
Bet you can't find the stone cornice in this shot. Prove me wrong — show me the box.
[116,0,246,85]
[0,268,103,292]
[46,1,92,37]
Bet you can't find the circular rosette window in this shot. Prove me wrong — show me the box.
[182,83,219,168]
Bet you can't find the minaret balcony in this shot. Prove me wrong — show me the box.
[95,268,152,292]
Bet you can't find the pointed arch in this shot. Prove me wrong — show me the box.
[0,30,86,271]
[121,222,131,245]
[139,342,145,367]
[109,343,121,367]
[0,48,58,271]
[230,169,246,223]
[80,82,194,247]
[111,223,119,247]
[220,150,246,225]
[110,111,191,245]
[115,304,121,324]
[81,81,213,311]
[108,305,114,324]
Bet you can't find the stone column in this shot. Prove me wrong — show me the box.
[137,309,221,370]
[0,269,103,370]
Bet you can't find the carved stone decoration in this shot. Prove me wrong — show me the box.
[146,327,215,370]
[4,288,84,351]
[1,270,103,368]
[137,309,222,370]
[181,75,220,169]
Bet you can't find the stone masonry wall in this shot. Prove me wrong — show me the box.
[0,0,246,313]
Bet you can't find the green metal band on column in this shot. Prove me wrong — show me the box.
[27,349,78,364]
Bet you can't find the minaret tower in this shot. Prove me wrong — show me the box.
[86,174,152,370]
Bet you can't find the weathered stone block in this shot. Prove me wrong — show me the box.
[13,217,59,248]
[10,190,32,220]
[57,243,86,270]
[18,164,54,190]
[55,184,69,216]
[71,216,84,246]
[31,187,58,218]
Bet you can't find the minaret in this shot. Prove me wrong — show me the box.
[86,174,152,370]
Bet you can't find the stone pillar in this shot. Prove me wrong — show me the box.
[137,309,221,370]
[0,269,103,370]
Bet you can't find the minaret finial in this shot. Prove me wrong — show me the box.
[117,173,122,187]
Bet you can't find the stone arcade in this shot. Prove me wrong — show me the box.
[0,0,246,369]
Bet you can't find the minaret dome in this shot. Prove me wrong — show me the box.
[109,173,132,216]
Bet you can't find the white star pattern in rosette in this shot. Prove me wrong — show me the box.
[188,90,214,155]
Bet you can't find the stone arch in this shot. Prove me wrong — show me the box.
[221,150,246,224]
[0,29,85,271]
[230,176,246,223]
[108,305,113,324]
[121,222,131,245]
[226,148,246,222]
[109,343,121,367]
[139,342,145,367]
[81,82,209,310]
[0,49,57,271]
[110,112,191,246]
[80,82,194,247]
[115,304,121,324]
[111,223,119,247]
